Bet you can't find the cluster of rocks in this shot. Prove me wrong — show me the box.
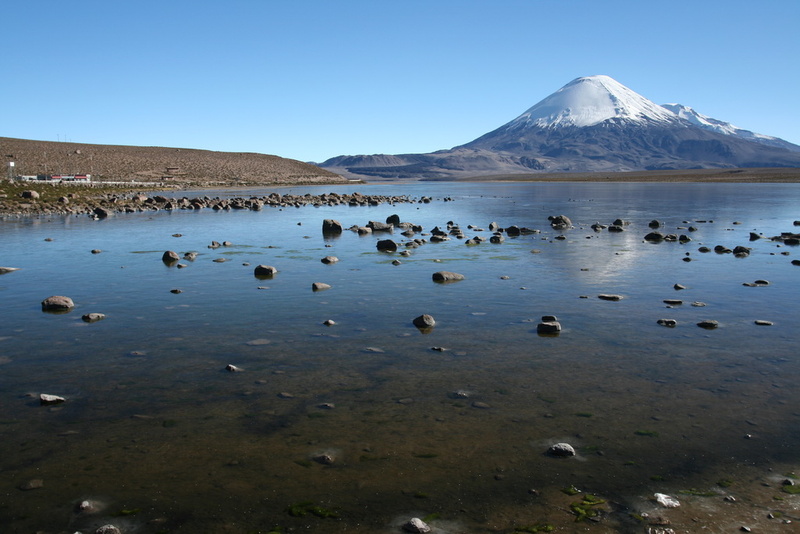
[4,191,438,218]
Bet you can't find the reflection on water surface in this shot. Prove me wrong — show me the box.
[1,182,799,533]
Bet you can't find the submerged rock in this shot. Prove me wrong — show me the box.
[18,479,44,490]
[547,442,576,457]
[82,313,106,323]
[313,453,335,465]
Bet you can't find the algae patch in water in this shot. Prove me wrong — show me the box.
[782,483,800,495]
[569,493,607,522]
[561,485,581,496]
[285,501,339,518]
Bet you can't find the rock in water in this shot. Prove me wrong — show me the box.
[547,442,576,457]
[376,239,398,252]
[254,265,278,277]
[322,219,343,234]
[549,214,572,229]
[40,393,65,405]
[644,231,665,242]
[654,493,680,508]
[432,271,465,282]
[312,282,332,291]
[537,321,561,334]
[413,314,436,329]
[162,250,180,264]
[402,517,431,533]
[41,295,74,311]
[82,313,106,323]
[0,267,21,274]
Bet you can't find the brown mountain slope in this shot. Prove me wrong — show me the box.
[0,137,345,185]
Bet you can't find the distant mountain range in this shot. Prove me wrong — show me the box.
[320,75,800,179]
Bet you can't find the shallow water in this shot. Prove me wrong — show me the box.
[1,182,799,533]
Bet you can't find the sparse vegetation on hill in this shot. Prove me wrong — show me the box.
[0,137,345,186]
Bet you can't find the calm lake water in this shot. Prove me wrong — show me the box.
[1,182,799,533]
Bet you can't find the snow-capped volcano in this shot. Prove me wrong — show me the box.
[320,75,800,178]
[509,75,678,129]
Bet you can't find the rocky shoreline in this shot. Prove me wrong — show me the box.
[0,184,438,218]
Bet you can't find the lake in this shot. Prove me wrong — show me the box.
[1,181,799,533]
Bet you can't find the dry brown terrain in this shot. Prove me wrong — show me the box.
[0,137,346,186]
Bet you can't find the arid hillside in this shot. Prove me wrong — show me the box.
[0,137,345,186]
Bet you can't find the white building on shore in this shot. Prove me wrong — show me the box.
[16,174,92,183]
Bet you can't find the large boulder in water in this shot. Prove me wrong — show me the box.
[412,314,436,329]
[376,239,398,252]
[432,271,464,282]
[254,265,278,277]
[41,295,74,311]
[322,219,343,234]
[162,250,180,264]
[368,221,393,232]
[644,231,665,242]
[549,214,572,229]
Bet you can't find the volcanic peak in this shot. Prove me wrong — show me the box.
[508,75,679,130]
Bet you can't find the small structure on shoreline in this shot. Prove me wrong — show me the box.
[16,174,91,183]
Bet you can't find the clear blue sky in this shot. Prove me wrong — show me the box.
[4,0,799,163]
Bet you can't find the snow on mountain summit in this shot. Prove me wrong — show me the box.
[509,75,678,129]
[661,103,774,140]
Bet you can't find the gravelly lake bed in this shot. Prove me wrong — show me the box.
[1,182,799,534]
